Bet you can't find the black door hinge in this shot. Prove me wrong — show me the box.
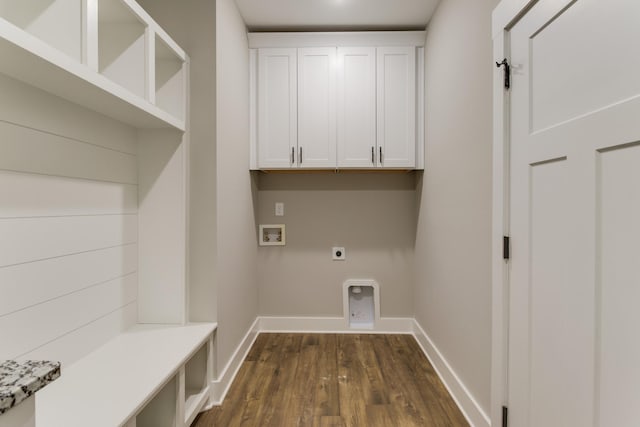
[502,406,509,427]
[503,236,510,260]
[496,58,511,90]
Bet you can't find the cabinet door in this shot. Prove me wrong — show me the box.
[298,47,336,168]
[337,47,376,168]
[258,48,297,168]
[376,47,416,168]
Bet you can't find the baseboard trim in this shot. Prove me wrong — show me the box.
[258,316,414,334]
[209,317,260,405]
[412,320,490,427]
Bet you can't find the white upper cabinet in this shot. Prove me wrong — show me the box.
[376,46,416,168]
[249,31,425,171]
[257,48,297,168]
[298,47,336,168]
[336,47,376,168]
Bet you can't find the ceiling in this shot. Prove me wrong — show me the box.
[234,0,441,31]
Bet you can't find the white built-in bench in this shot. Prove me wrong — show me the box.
[36,323,217,427]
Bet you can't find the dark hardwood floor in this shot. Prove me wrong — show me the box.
[193,333,469,427]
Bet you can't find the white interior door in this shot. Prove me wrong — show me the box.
[298,47,336,168]
[337,47,376,168]
[507,0,640,426]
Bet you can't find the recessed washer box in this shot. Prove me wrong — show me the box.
[259,224,285,246]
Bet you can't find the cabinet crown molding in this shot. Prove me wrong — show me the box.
[248,31,426,48]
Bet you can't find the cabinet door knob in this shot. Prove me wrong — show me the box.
[379,146,383,165]
[371,146,375,164]
[299,146,303,164]
[291,147,295,164]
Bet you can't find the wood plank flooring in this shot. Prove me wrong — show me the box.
[193,333,469,427]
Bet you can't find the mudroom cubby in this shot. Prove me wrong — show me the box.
[154,33,186,121]
[135,376,179,427]
[0,0,215,426]
[0,0,83,61]
[97,0,147,99]
[0,0,186,129]
[184,339,214,426]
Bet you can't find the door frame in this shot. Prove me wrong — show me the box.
[490,0,577,425]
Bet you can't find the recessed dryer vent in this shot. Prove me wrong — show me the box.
[343,279,380,330]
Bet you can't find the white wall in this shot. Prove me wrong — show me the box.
[414,0,499,416]
[257,173,416,318]
[0,75,138,366]
[215,0,259,371]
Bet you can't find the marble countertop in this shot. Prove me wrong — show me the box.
[0,360,61,414]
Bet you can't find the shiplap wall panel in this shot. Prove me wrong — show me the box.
[0,215,137,267]
[0,74,137,154]
[0,171,137,218]
[0,74,138,365]
[21,302,137,366]
[0,273,137,359]
[0,121,137,184]
[0,243,138,316]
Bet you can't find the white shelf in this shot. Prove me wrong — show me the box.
[185,386,210,426]
[0,0,187,130]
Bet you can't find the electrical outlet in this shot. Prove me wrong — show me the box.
[332,247,346,260]
[275,202,284,216]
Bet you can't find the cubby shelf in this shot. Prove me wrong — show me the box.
[0,0,187,131]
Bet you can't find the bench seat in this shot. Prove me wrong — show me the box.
[36,323,216,427]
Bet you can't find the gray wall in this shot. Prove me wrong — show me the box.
[214,0,259,371]
[257,173,416,318]
[414,0,499,415]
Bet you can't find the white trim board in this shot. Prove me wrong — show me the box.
[209,317,260,406]
[412,320,490,427]
[258,316,414,334]
[208,316,486,426]
[490,1,561,426]
[248,31,426,49]
[492,0,535,37]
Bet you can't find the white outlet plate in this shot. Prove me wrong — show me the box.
[332,247,346,260]
[275,202,284,216]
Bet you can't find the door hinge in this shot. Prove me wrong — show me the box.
[496,58,511,90]
[502,406,509,427]
[503,236,510,260]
